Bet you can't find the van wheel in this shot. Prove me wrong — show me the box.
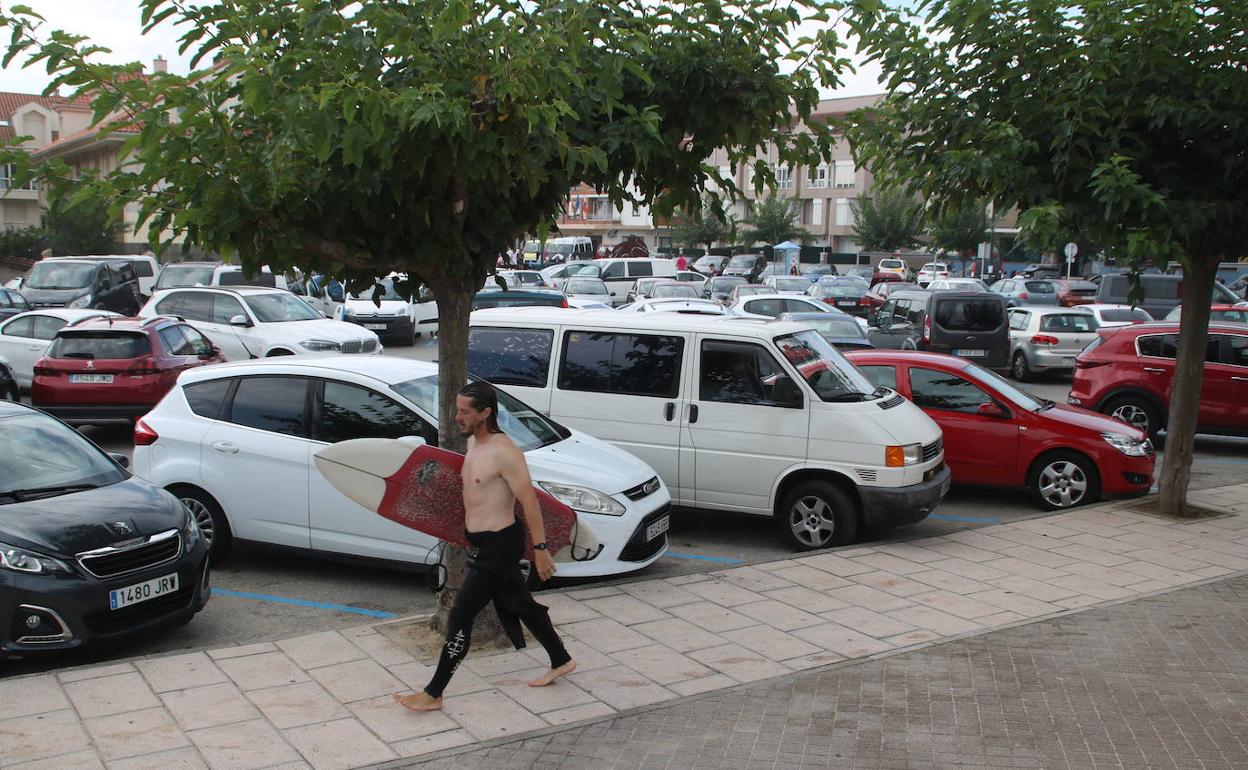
[1028,451,1099,511]
[1103,395,1162,442]
[170,486,233,564]
[1011,352,1033,382]
[777,481,858,551]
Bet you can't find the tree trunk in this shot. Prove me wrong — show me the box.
[1156,257,1217,517]
[427,281,505,643]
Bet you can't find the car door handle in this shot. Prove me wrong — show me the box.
[689,404,699,424]
[1232,376,1248,382]
[1143,367,1165,374]
[664,402,675,421]
[210,441,239,454]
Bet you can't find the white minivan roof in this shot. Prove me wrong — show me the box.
[470,306,813,338]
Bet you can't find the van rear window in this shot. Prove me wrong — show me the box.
[49,331,150,360]
[468,328,554,387]
[219,271,276,287]
[934,298,1004,332]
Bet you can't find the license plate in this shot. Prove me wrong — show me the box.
[1062,356,1075,365]
[70,374,114,384]
[837,300,857,307]
[955,349,986,357]
[363,323,388,330]
[109,573,178,610]
[645,515,670,542]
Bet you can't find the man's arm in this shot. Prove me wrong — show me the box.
[497,442,556,579]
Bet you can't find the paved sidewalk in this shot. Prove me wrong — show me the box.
[2,485,1247,769]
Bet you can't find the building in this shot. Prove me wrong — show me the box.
[0,90,94,230]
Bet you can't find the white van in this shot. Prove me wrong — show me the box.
[467,308,950,549]
[597,257,677,306]
[522,236,595,266]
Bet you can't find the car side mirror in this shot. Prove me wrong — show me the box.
[771,376,803,408]
[109,453,130,469]
[229,314,253,327]
[977,402,1008,418]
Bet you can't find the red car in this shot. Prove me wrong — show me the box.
[1055,279,1098,307]
[846,350,1155,510]
[1068,321,1248,441]
[32,316,224,423]
[861,280,920,312]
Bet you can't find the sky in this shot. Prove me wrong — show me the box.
[0,0,886,98]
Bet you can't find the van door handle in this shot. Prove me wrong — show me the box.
[211,441,239,454]
[664,402,675,421]
[689,404,699,424]
[1143,367,1165,374]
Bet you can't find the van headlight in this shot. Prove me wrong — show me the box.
[1102,433,1152,457]
[68,295,92,309]
[885,443,923,467]
[299,339,341,351]
[538,482,626,516]
[0,541,72,575]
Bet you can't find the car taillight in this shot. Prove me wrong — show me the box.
[1018,292,1028,300]
[133,419,158,446]
[1074,358,1107,369]
[859,296,870,306]
[922,313,931,343]
[824,297,836,304]
[32,365,57,377]
[1031,334,1060,345]
[127,357,162,376]
[560,298,569,308]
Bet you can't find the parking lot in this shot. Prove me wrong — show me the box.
[11,334,1242,676]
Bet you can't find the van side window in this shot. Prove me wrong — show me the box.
[133,261,155,278]
[629,262,653,278]
[903,299,924,326]
[468,328,554,387]
[908,368,993,414]
[559,331,683,398]
[1137,334,1179,359]
[857,365,897,390]
[602,262,625,279]
[699,340,793,407]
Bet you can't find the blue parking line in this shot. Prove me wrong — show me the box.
[927,513,1002,524]
[665,551,744,564]
[212,588,399,619]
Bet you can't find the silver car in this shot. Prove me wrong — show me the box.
[1007,307,1100,381]
[563,277,611,303]
[989,278,1061,307]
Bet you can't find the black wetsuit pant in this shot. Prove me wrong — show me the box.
[425,522,571,698]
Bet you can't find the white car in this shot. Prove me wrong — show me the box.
[927,278,987,292]
[494,270,548,289]
[617,298,727,315]
[140,286,382,359]
[876,258,908,279]
[561,277,612,304]
[567,299,613,310]
[727,293,870,330]
[333,275,438,345]
[1070,303,1154,328]
[132,357,669,578]
[2,276,22,290]
[0,308,121,390]
[762,276,813,295]
[916,262,950,286]
[674,270,708,294]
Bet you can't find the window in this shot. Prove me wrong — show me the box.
[180,325,215,356]
[700,340,797,406]
[1025,281,1056,294]
[183,379,233,420]
[0,291,10,309]
[775,165,792,189]
[219,270,277,287]
[1008,310,1030,331]
[876,299,898,327]
[558,331,683,398]
[319,381,435,445]
[834,160,855,188]
[50,332,150,359]
[212,295,247,324]
[0,163,36,191]
[857,365,898,390]
[468,328,554,387]
[810,198,823,226]
[2,316,34,338]
[227,377,308,436]
[1039,314,1097,333]
[157,291,213,322]
[835,198,851,226]
[132,261,154,278]
[32,316,66,341]
[1137,334,1179,359]
[628,261,653,278]
[784,298,822,314]
[908,368,994,413]
[743,298,786,318]
[1207,335,1248,367]
[159,326,196,356]
[902,299,925,326]
[807,165,829,189]
[602,261,626,279]
[933,298,1003,332]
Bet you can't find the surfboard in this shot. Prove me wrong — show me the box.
[313,438,601,563]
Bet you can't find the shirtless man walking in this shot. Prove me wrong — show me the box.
[395,381,575,712]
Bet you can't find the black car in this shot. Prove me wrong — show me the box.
[867,289,1010,370]
[0,402,210,656]
[0,358,17,401]
[0,288,31,321]
[702,275,748,303]
[775,312,873,349]
[19,259,143,314]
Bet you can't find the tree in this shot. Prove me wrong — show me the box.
[740,195,811,247]
[928,199,988,275]
[0,0,844,626]
[44,182,122,255]
[849,189,925,252]
[846,0,1248,517]
[670,198,729,252]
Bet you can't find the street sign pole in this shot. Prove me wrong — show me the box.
[1063,242,1079,278]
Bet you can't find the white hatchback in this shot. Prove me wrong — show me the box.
[131,357,670,578]
[140,286,382,359]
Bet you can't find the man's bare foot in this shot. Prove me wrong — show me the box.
[528,660,576,687]
[393,692,442,712]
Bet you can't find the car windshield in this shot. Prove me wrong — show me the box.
[961,362,1046,411]
[880,260,904,269]
[817,283,863,298]
[847,266,875,279]
[566,279,607,295]
[26,262,95,290]
[774,330,877,402]
[800,264,834,275]
[921,263,945,272]
[946,281,986,292]
[155,266,215,289]
[653,284,698,299]
[1099,307,1150,323]
[545,243,577,256]
[710,277,746,291]
[564,263,601,278]
[693,256,722,268]
[728,255,758,268]
[50,331,151,359]
[348,280,405,301]
[773,278,809,292]
[1039,313,1099,333]
[392,375,565,451]
[244,292,322,322]
[0,413,125,502]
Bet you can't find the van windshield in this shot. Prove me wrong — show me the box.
[774,331,878,402]
[728,255,758,268]
[348,279,404,301]
[392,375,566,451]
[27,262,95,290]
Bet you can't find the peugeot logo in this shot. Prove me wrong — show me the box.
[109,521,132,536]
[85,360,95,369]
